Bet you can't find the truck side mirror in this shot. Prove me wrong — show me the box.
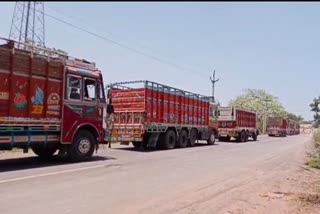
[107,104,114,114]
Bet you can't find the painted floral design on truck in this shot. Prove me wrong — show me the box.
[14,92,27,109]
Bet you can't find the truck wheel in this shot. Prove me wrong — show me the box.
[207,132,216,145]
[188,129,197,147]
[178,130,188,148]
[237,131,246,142]
[163,130,176,150]
[32,146,57,160]
[252,132,257,141]
[68,130,95,162]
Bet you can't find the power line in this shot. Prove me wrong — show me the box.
[36,8,209,78]
[45,5,208,76]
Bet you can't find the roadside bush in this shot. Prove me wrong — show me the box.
[313,130,320,148]
[307,130,320,169]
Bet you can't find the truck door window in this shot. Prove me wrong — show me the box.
[68,76,81,100]
[210,107,216,118]
[99,82,106,103]
[84,79,96,101]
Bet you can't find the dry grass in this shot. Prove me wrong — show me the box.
[307,130,320,169]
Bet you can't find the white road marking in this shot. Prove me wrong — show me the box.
[0,164,112,184]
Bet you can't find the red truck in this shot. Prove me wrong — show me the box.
[0,37,107,161]
[105,80,219,149]
[217,106,258,142]
[267,117,288,137]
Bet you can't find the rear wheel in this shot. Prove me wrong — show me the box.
[32,146,57,160]
[163,130,176,150]
[188,129,197,147]
[177,130,188,148]
[252,132,257,141]
[68,130,95,162]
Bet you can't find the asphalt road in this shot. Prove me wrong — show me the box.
[0,134,311,214]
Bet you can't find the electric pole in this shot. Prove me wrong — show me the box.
[210,70,219,103]
[262,97,271,134]
[9,2,45,49]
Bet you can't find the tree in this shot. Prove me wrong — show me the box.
[286,112,304,122]
[229,89,287,132]
[310,96,320,128]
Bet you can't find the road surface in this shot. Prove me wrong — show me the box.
[0,134,312,214]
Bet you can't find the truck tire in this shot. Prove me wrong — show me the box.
[252,132,257,141]
[207,132,216,145]
[188,129,197,147]
[68,130,95,162]
[237,131,246,142]
[163,130,176,150]
[177,130,188,148]
[32,146,57,160]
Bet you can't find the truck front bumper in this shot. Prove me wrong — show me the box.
[218,129,237,138]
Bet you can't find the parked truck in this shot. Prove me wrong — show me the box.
[217,106,258,142]
[105,80,219,150]
[0,37,107,161]
[267,117,287,137]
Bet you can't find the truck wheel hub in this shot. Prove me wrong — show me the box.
[79,139,91,154]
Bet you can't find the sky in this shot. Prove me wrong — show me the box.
[0,2,319,120]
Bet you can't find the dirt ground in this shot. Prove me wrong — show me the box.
[225,139,320,214]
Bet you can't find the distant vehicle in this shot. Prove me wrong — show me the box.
[105,80,219,150]
[217,106,258,142]
[267,117,288,137]
[0,37,107,161]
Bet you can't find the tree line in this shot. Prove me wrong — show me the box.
[226,89,305,132]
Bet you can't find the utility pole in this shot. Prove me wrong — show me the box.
[262,97,271,134]
[210,70,219,103]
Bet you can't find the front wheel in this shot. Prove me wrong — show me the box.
[207,132,216,145]
[237,131,247,142]
[68,130,95,162]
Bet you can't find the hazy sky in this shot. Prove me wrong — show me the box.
[0,2,318,120]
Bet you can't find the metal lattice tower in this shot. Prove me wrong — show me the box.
[9,2,45,48]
